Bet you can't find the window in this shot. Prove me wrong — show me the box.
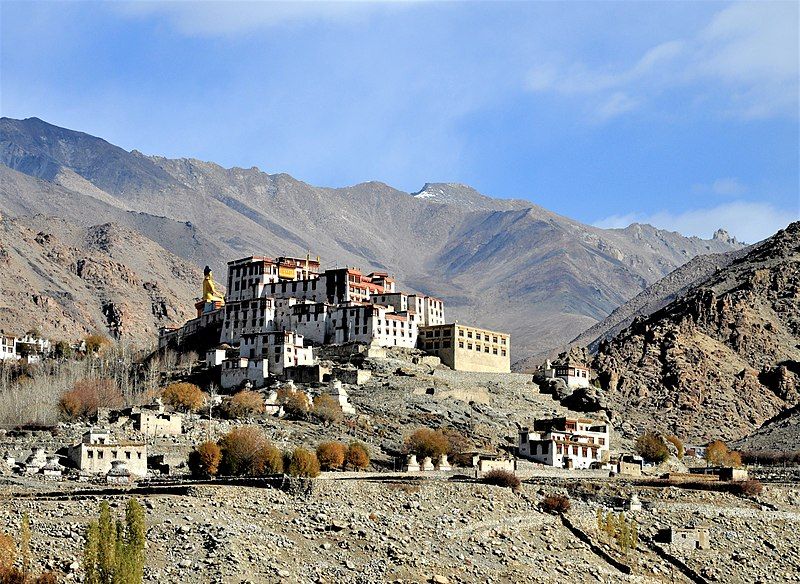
[484,346,490,353]
[501,350,506,356]
[501,338,506,345]
[125,451,131,459]
[88,450,94,459]
[137,452,142,459]
[458,330,464,337]
[467,331,473,339]
[98,451,104,459]
[493,348,498,355]
[492,336,498,343]
[443,340,451,348]
[458,341,464,348]
[467,343,473,350]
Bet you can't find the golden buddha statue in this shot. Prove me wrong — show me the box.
[202,266,225,304]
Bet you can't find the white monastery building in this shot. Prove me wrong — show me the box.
[518,417,610,469]
[160,253,510,390]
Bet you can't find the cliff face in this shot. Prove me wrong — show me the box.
[0,215,200,346]
[591,222,800,442]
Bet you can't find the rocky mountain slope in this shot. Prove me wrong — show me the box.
[589,222,800,443]
[0,213,200,345]
[0,116,741,355]
[571,237,752,353]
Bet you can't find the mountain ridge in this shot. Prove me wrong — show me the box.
[0,116,743,357]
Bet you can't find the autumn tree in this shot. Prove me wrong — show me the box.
[705,441,742,467]
[84,334,111,355]
[188,441,222,478]
[635,431,670,463]
[222,390,265,419]
[404,428,449,460]
[252,443,284,475]
[58,378,124,421]
[277,388,310,419]
[162,382,205,412]
[316,442,347,471]
[311,394,343,425]
[345,442,370,471]
[285,448,321,478]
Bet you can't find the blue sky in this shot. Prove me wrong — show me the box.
[1,1,798,242]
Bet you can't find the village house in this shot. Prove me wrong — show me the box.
[418,323,511,373]
[518,417,610,469]
[67,428,147,477]
[662,526,711,550]
[0,334,16,361]
[100,400,183,437]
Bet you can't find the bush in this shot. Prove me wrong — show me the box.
[666,435,684,459]
[541,494,571,514]
[218,426,268,476]
[0,531,15,570]
[286,448,320,478]
[404,428,449,460]
[277,388,310,418]
[705,440,742,467]
[252,444,284,475]
[345,442,370,470]
[441,427,471,457]
[162,382,205,412]
[482,469,521,490]
[736,479,763,497]
[84,334,111,354]
[188,441,221,478]
[58,378,124,421]
[316,442,347,471]
[223,390,264,419]
[311,394,343,425]
[635,431,670,463]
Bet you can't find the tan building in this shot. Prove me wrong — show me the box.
[67,428,147,477]
[419,323,510,373]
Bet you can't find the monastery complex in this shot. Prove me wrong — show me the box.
[159,254,511,390]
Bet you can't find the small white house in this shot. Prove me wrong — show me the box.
[542,360,592,389]
[518,417,610,469]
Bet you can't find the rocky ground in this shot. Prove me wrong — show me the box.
[3,476,799,583]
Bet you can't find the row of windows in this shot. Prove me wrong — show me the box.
[457,341,506,357]
[458,329,507,344]
[86,449,142,460]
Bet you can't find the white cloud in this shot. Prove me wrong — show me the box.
[115,0,420,36]
[594,200,797,243]
[692,177,748,196]
[525,2,799,120]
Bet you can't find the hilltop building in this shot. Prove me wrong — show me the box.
[542,360,592,388]
[418,323,511,373]
[518,417,610,469]
[159,253,510,389]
